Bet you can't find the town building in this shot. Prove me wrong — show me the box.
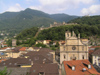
[12,39,16,46]
[0,47,58,75]
[92,48,100,67]
[60,31,88,64]
[30,63,59,75]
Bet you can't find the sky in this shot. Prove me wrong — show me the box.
[0,0,100,16]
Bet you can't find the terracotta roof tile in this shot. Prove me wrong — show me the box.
[19,47,27,51]
[0,59,7,63]
[30,63,59,75]
[92,49,100,55]
[1,47,11,49]
[63,60,100,75]
[89,50,94,55]
[90,46,100,48]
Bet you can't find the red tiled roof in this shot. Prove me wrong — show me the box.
[0,59,7,63]
[63,60,100,75]
[89,46,100,48]
[1,47,11,49]
[92,49,100,55]
[19,47,26,51]
[89,50,94,55]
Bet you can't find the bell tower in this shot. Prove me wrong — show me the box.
[65,31,71,39]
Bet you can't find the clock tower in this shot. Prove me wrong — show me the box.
[60,31,88,64]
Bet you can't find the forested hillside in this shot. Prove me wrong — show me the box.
[69,16,100,25]
[16,24,100,40]
[16,27,38,40]
[37,25,100,40]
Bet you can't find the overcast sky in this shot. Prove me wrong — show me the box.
[0,0,100,16]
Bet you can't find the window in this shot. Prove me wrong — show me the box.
[73,54,76,60]
[39,72,45,75]
[64,54,66,59]
[82,55,84,59]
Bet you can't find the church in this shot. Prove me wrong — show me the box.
[60,31,88,64]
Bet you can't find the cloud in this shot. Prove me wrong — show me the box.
[39,0,94,5]
[6,3,23,12]
[81,5,100,15]
[29,0,95,14]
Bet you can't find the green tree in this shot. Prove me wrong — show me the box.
[0,67,11,75]
[55,42,59,47]
[6,39,12,47]
[34,43,48,48]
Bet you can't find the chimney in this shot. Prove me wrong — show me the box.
[88,64,91,69]
[31,61,33,65]
[72,66,75,71]
[82,68,86,72]
[43,59,46,64]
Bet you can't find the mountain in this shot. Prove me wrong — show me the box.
[68,16,100,25]
[50,14,78,22]
[0,8,79,38]
[0,12,19,20]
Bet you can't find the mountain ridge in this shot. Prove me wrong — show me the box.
[0,8,79,39]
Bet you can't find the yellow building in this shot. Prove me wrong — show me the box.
[60,31,88,64]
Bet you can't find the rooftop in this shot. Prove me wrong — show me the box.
[0,58,31,67]
[92,48,100,56]
[63,60,100,75]
[19,47,27,51]
[30,63,59,75]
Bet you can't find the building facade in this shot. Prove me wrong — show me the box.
[60,31,88,64]
[92,49,100,67]
[12,39,16,46]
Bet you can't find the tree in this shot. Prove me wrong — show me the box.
[34,43,48,48]
[55,42,59,47]
[6,39,12,47]
[0,67,11,75]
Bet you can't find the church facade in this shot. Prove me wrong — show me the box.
[60,31,88,64]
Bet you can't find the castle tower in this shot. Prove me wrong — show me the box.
[12,39,16,46]
[63,21,66,25]
[65,31,71,39]
[54,22,57,25]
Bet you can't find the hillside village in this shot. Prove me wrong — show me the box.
[0,31,100,75]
